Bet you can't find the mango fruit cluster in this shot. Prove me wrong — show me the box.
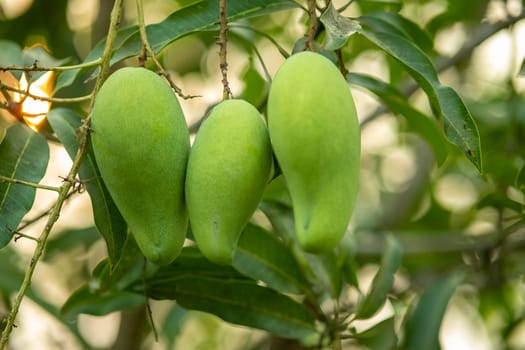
[91,51,360,265]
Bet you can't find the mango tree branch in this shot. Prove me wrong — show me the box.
[0,0,124,348]
[0,58,103,72]
[135,0,197,99]
[218,0,232,99]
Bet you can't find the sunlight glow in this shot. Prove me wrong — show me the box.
[14,71,54,131]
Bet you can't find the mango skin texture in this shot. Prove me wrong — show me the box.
[185,99,272,264]
[267,51,360,253]
[91,67,190,265]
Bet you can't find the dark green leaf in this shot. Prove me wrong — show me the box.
[356,0,403,14]
[145,246,246,298]
[359,29,482,172]
[354,317,397,350]
[173,276,318,340]
[403,274,463,350]
[239,59,269,108]
[233,223,308,294]
[44,226,100,261]
[516,164,525,192]
[320,3,361,50]
[308,252,343,299]
[519,58,525,76]
[355,235,402,319]
[55,0,298,92]
[359,12,433,53]
[162,305,189,349]
[47,108,127,264]
[0,124,49,249]
[347,72,448,165]
[436,85,482,171]
[61,284,146,318]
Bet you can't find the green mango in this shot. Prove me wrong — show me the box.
[91,67,190,265]
[267,51,360,253]
[185,99,272,264]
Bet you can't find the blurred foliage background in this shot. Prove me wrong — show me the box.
[1,0,525,349]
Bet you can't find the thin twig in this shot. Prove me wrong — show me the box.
[135,0,198,99]
[0,176,60,192]
[0,59,103,73]
[0,83,92,103]
[0,1,124,348]
[307,0,318,51]
[218,0,232,99]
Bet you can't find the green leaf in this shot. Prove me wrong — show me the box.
[61,284,146,318]
[347,72,448,165]
[403,274,463,350]
[354,317,398,350]
[308,252,343,299]
[0,40,23,78]
[22,45,70,83]
[145,246,246,298]
[0,124,49,249]
[55,0,298,92]
[359,12,433,53]
[239,59,269,108]
[320,3,361,50]
[172,276,318,340]
[359,29,482,172]
[44,226,100,261]
[519,58,525,76]
[233,223,308,294]
[355,235,402,319]
[47,108,127,264]
[516,164,525,192]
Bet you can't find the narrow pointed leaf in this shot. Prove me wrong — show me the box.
[360,29,482,171]
[355,235,402,319]
[403,274,463,350]
[233,223,308,294]
[47,108,127,264]
[171,276,318,340]
[347,72,448,165]
[359,12,433,52]
[0,124,49,248]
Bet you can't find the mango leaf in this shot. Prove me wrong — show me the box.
[519,58,525,76]
[359,29,482,172]
[167,276,318,340]
[402,274,463,350]
[47,108,127,265]
[354,317,397,350]
[233,223,308,294]
[320,3,362,50]
[355,235,402,319]
[44,226,100,261]
[55,0,298,92]
[144,246,246,296]
[0,40,23,79]
[61,284,146,318]
[347,72,448,165]
[0,124,49,249]
[359,12,434,53]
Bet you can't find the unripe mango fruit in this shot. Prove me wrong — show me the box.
[185,99,272,264]
[267,51,360,253]
[91,67,190,265]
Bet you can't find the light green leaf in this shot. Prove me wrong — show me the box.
[347,72,448,165]
[403,274,463,350]
[172,276,318,340]
[0,124,49,249]
[320,3,361,50]
[233,223,308,294]
[47,108,127,265]
[355,235,402,319]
